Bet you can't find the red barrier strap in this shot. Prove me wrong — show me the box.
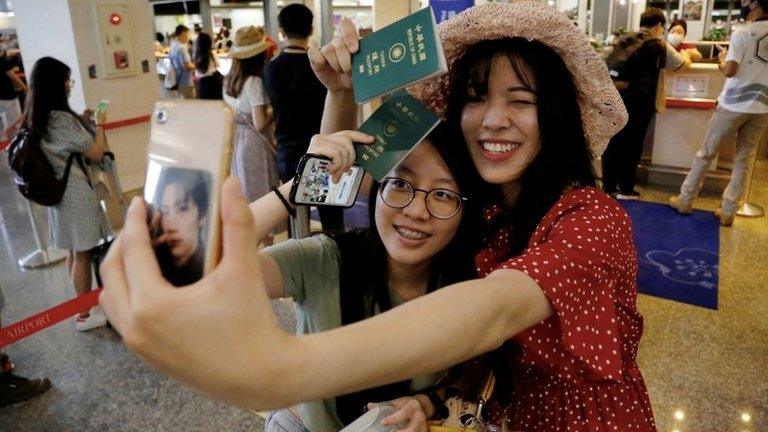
[103,115,151,130]
[665,98,717,110]
[0,288,102,349]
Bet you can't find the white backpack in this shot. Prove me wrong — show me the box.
[163,57,177,89]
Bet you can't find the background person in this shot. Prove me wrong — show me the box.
[169,24,196,99]
[28,57,110,332]
[601,8,691,200]
[193,32,222,100]
[667,19,703,61]
[215,27,232,53]
[669,0,768,226]
[223,26,280,245]
[0,285,52,407]
[264,3,343,232]
[100,4,656,431]
[0,49,25,140]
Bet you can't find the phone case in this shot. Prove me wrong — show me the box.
[144,100,233,287]
[289,154,364,209]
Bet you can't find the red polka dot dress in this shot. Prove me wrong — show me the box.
[475,187,656,432]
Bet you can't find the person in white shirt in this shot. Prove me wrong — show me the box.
[223,26,280,245]
[670,0,768,226]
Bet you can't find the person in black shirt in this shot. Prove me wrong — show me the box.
[601,8,689,200]
[0,50,25,140]
[264,4,344,231]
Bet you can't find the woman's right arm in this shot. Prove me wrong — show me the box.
[309,18,359,134]
[99,187,552,411]
[250,130,374,299]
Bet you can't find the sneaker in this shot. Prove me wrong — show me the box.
[615,190,641,200]
[715,208,734,227]
[0,373,52,407]
[668,196,693,215]
[75,306,108,332]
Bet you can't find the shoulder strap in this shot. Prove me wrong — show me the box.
[74,153,93,189]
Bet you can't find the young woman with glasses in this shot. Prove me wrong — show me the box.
[247,125,478,432]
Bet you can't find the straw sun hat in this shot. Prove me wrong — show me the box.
[408,2,628,157]
[231,25,269,59]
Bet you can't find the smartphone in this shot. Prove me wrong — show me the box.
[143,100,234,287]
[290,154,365,208]
[92,100,109,122]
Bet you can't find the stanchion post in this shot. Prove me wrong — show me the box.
[288,205,311,240]
[17,200,67,269]
[736,152,765,218]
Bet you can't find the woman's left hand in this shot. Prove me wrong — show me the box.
[99,177,286,408]
[81,109,95,126]
[368,396,433,432]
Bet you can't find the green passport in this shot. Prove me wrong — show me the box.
[351,7,447,105]
[356,90,441,182]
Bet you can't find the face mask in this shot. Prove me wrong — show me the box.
[741,0,755,19]
[667,33,684,47]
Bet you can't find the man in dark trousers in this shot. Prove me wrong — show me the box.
[602,8,690,200]
[0,286,52,407]
[264,4,344,231]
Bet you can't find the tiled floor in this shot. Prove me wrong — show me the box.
[0,163,266,432]
[636,160,768,432]
[0,158,766,431]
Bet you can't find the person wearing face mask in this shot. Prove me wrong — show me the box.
[667,19,703,61]
[670,0,768,226]
[601,8,691,200]
[27,57,110,332]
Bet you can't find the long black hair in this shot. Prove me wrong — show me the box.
[370,122,480,286]
[194,32,214,74]
[24,57,77,139]
[224,53,266,99]
[444,37,596,256]
[330,123,481,424]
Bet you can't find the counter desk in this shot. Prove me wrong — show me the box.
[641,61,768,192]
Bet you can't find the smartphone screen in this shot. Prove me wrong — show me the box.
[291,156,364,208]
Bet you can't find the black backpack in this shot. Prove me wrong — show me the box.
[604,31,655,81]
[7,128,86,206]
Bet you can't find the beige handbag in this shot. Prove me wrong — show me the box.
[428,371,496,432]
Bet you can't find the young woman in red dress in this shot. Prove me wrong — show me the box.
[100,3,657,431]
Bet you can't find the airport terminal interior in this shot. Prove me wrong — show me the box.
[0,0,767,431]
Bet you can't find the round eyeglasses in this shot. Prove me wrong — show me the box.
[379,177,467,220]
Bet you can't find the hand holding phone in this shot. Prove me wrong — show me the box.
[290,154,365,208]
[144,100,233,287]
[305,130,374,183]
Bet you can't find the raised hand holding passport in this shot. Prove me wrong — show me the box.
[308,18,359,92]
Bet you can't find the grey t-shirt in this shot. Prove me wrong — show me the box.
[263,234,444,432]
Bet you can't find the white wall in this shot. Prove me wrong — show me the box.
[210,8,265,31]
[154,14,203,38]
[16,0,161,192]
[15,0,87,111]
